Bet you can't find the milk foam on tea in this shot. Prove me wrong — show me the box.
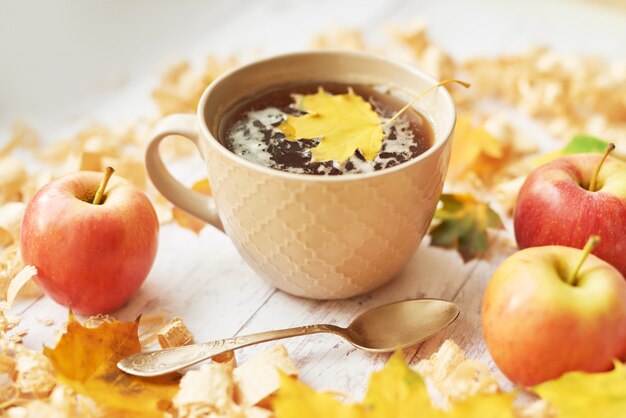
[218,82,433,175]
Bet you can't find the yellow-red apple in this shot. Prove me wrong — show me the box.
[482,239,626,386]
[20,169,158,314]
[514,149,626,278]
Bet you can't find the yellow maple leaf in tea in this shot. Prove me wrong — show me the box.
[172,178,212,234]
[278,88,385,163]
[533,361,626,418]
[44,314,179,417]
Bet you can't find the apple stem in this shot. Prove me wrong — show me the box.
[383,79,471,127]
[92,167,115,205]
[567,235,600,286]
[588,143,615,192]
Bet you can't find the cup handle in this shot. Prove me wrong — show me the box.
[145,114,224,231]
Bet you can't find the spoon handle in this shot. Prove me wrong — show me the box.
[117,323,342,377]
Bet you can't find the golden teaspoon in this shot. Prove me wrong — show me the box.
[118,298,459,377]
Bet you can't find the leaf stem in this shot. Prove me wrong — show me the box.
[588,143,615,192]
[92,167,115,205]
[567,235,600,286]
[383,79,470,127]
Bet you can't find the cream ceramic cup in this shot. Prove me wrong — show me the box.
[146,51,456,299]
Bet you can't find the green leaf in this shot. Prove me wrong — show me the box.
[430,193,504,262]
[535,135,610,166]
[562,135,610,154]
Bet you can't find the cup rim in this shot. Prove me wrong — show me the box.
[197,50,456,182]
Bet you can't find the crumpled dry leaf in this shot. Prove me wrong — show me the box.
[533,361,626,418]
[173,362,240,417]
[430,193,504,262]
[156,316,193,349]
[43,314,179,417]
[387,21,456,81]
[0,121,39,158]
[153,57,236,117]
[136,314,167,349]
[234,345,298,408]
[0,244,41,301]
[172,179,212,233]
[4,385,97,418]
[0,265,37,310]
[0,202,25,247]
[416,340,500,407]
[0,339,56,409]
[0,158,28,205]
[278,88,384,163]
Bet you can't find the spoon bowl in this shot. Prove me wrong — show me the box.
[344,298,460,351]
[118,298,459,377]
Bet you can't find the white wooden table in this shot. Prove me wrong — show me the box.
[4,0,625,400]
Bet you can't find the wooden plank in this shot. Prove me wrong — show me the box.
[231,241,481,399]
[411,234,517,389]
[13,224,276,348]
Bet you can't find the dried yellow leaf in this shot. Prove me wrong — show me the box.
[278,88,384,163]
[533,361,626,418]
[234,345,298,407]
[447,116,506,182]
[172,179,212,233]
[43,314,179,417]
[363,351,439,418]
[274,373,362,418]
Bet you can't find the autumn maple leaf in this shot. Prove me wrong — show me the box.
[44,314,179,417]
[278,88,385,163]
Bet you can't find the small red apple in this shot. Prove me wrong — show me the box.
[20,168,158,314]
[514,145,626,278]
[482,237,626,386]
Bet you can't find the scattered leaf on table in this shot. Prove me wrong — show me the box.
[447,116,506,183]
[278,88,384,163]
[444,393,516,418]
[533,361,626,418]
[172,178,212,233]
[363,351,441,418]
[430,193,504,262]
[534,134,611,166]
[273,372,363,418]
[274,349,519,418]
[43,314,179,417]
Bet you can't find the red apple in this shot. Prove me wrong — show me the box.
[514,148,626,278]
[20,168,158,314]
[482,238,626,386]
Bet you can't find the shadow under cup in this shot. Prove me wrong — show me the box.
[199,52,456,299]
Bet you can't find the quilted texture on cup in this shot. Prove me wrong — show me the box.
[203,139,451,299]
